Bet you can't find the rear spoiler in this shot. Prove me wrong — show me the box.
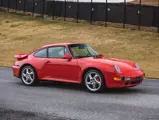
[15,54,28,60]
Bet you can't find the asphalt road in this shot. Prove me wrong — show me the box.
[0,68,159,120]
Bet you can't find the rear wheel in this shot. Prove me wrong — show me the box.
[84,69,105,92]
[21,65,39,86]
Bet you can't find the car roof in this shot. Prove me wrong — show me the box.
[42,43,84,48]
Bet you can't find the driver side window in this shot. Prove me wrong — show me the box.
[48,46,69,58]
[71,46,89,56]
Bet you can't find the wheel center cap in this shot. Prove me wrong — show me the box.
[26,74,29,78]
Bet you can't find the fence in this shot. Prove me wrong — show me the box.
[0,0,159,32]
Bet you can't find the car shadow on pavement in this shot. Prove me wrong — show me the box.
[38,81,144,94]
[14,79,145,94]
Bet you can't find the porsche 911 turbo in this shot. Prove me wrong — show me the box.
[12,43,145,92]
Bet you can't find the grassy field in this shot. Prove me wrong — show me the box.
[0,12,159,78]
[131,0,159,6]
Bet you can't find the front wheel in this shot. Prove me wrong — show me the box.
[84,69,105,92]
[21,65,39,86]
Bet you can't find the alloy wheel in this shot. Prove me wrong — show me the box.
[85,71,102,92]
[21,66,35,85]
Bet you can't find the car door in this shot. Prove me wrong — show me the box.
[32,48,48,79]
[44,46,80,83]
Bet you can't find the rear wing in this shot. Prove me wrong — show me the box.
[15,54,28,61]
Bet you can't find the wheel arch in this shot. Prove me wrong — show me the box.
[19,64,36,77]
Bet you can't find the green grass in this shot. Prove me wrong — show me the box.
[10,23,23,28]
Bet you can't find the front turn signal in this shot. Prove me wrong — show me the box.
[113,77,122,81]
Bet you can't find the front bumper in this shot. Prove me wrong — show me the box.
[106,70,144,88]
[12,65,21,78]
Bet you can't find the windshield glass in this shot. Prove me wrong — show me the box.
[69,44,99,58]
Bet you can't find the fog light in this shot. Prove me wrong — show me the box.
[124,77,131,81]
[113,77,122,81]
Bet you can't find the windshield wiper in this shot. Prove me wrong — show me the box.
[76,56,92,58]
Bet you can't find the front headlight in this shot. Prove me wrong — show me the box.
[135,63,140,70]
[114,65,121,73]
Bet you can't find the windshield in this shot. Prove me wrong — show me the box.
[69,44,99,58]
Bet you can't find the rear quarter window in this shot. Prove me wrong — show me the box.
[34,48,47,58]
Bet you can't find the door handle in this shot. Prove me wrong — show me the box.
[45,61,51,64]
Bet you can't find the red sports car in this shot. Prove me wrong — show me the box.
[12,43,145,92]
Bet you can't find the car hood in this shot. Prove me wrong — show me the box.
[82,57,138,72]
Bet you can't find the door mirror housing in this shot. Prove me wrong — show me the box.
[99,54,104,58]
[62,54,72,60]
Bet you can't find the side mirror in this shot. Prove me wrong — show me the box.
[99,54,104,58]
[62,54,72,60]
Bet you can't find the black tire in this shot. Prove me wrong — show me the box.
[20,65,39,86]
[84,69,105,93]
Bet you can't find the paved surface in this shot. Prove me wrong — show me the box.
[0,68,159,120]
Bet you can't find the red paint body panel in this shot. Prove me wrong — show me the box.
[12,43,145,88]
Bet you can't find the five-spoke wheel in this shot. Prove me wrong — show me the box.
[21,65,38,86]
[84,69,105,92]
